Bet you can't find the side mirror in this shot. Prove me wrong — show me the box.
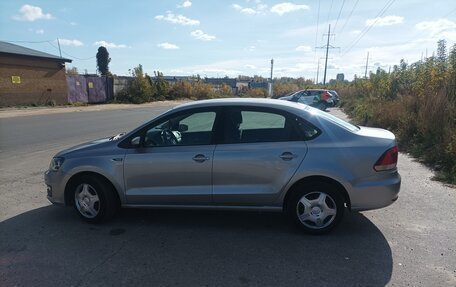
[179,124,188,132]
[130,136,141,147]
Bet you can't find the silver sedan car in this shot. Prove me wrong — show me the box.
[45,98,401,234]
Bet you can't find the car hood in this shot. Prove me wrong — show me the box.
[55,137,112,157]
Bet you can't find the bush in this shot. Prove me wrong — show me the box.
[339,40,456,184]
[116,65,155,104]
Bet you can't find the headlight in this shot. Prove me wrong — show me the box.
[49,157,65,171]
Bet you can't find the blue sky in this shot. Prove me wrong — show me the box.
[1,0,455,81]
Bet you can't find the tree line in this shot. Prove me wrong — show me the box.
[332,40,456,184]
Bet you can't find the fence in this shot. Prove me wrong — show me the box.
[66,75,114,104]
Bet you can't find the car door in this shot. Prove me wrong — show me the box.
[295,91,314,105]
[123,108,218,205]
[212,107,308,206]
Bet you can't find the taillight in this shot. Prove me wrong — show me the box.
[374,146,398,171]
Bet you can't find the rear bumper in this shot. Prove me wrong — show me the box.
[349,172,401,211]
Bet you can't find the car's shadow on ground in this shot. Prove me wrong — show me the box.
[1,206,392,287]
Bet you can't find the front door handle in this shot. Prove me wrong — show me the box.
[279,152,296,161]
[192,154,209,163]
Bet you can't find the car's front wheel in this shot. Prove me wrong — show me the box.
[288,182,344,234]
[73,175,118,223]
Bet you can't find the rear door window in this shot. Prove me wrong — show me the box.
[221,108,301,144]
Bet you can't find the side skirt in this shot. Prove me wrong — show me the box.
[121,204,283,212]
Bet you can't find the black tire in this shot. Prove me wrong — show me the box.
[72,175,119,223]
[287,182,344,234]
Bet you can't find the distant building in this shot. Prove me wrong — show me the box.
[0,41,71,106]
[336,73,345,81]
[204,78,238,94]
[248,81,269,90]
[160,75,194,85]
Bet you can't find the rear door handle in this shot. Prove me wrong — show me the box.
[280,152,296,161]
[192,154,209,163]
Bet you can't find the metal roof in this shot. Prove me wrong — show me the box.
[0,41,72,62]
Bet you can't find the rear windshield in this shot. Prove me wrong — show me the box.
[308,108,360,132]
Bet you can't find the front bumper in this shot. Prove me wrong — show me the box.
[44,170,67,205]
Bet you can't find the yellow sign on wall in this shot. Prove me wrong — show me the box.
[88,82,94,88]
[11,76,21,84]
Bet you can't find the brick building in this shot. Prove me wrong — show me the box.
[0,41,72,106]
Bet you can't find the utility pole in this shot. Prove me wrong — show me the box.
[323,25,331,85]
[270,58,274,98]
[316,57,330,85]
[57,38,62,58]
[316,24,339,86]
[364,51,369,78]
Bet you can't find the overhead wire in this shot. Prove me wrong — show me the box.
[313,0,321,82]
[326,0,335,24]
[314,0,321,50]
[343,0,396,56]
[4,39,96,61]
[333,0,346,33]
[339,0,359,34]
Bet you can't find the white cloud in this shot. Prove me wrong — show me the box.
[94,41,128,48]
[190,30,216,41]
[177,1,192,8]
[35,29,44,34]
[232,2,267,15]
[416,19,456,41]
[365,15,404,27]
[295,45,311,52]
[155,12,199,26]
[245,64,257,69]
[13,4,53,21]
[270,3,309,16]
[351,30,362,35]
[157,42,180,50]
[70,22,77,26]
[59,39,84,46]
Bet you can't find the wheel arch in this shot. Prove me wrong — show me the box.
[283,175,351,211]
[64,171,121,207]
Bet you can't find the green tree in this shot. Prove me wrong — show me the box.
[117,64,154,104]
[96,46,111,76]
[153,71,170,100]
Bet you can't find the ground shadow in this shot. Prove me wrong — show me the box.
[1,207,392,287]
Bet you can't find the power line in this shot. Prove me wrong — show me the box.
[5,39,95,61]
[333,0,346,33]
[313,0,321,80]
[326,0,335,24]
[339,0,359,34]
[49,40,96,61]
[343,0,396,56]
[314,0,321,53]
[3,39,53,44]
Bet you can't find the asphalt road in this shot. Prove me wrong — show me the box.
[0,104,455,287]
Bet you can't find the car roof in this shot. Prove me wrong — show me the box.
[172,98,313,114]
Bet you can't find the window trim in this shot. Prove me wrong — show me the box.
[118,107,221,149]
[216,106,310,145]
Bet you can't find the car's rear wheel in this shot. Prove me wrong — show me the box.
[288,182,344,234]
[73,175,118,223]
